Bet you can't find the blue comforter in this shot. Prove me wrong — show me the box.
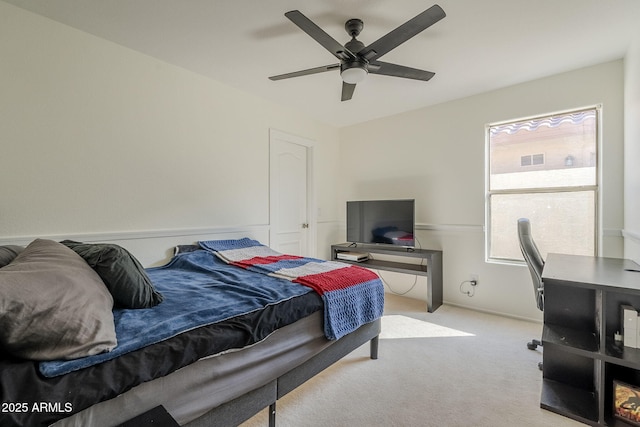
[39,250,312,377]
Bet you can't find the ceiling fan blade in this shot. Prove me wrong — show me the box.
[285,10,356,61]
[359,4,446,61]
[341,82,356,101]
[269,64,340,81]
[369,61,435,81]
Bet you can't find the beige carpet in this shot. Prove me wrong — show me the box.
[240,294,584,427]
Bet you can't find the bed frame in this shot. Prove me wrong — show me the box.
[53,314,380,427]
[185,319,380,427]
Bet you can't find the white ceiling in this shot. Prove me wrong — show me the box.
[4,0,640,127]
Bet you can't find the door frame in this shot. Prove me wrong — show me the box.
[269,128,316,257]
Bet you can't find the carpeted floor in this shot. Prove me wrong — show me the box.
[240,294,584,427]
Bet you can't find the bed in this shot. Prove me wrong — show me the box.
[0,237,383,427]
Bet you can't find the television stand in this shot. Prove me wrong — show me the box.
[331,243,443,312]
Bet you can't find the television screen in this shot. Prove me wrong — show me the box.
[346,199,415,247]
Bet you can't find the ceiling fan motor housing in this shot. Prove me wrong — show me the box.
[344,38,365,55]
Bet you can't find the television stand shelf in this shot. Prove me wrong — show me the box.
[331,243,443,312]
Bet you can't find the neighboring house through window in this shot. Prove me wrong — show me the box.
[486,107,599,263]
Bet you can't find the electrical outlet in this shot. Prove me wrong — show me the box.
[470,274,479,286]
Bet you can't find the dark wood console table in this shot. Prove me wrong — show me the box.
[541,253,640,426]
[331,243,443,312]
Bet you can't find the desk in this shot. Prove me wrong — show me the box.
[541,253,640,426]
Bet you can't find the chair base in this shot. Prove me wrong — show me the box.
[527,339,543,370]
[527,339,542,350]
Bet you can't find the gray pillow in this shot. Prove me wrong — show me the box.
[0,245,24,268]
[0,239,117,360]
[61,241,163,309]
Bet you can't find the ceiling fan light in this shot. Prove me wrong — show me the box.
[341,67,367,84]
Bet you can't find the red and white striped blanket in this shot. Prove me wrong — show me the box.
[199,238,384,340]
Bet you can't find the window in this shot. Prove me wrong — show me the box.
[486,107,599,263]
[520,154,545,166]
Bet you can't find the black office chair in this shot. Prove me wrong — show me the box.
[517,218,544,368]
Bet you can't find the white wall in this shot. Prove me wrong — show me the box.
[1,3,632,321]
[624,35,640,263]
[0,2,340,259]
[339,61,625,321]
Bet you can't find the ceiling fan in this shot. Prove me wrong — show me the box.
[269,4,446,101]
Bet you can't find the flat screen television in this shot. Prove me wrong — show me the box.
[346,199,415,248]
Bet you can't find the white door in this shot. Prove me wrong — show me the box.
[269,129,314,256]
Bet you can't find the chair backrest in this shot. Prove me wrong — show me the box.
[517,218,544,311]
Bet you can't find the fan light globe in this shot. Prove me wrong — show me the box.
[341,67,367,84]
